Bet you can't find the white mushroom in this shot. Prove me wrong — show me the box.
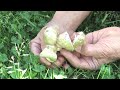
[40,26,85,62]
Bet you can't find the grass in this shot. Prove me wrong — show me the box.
[0,11,120,79]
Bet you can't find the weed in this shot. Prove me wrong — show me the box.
[0,11,120,79]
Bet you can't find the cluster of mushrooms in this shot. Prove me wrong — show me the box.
[40,26,85,62]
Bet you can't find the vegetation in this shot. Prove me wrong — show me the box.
[0,11,120,79]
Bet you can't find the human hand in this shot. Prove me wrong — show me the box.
[30,11,90,68]
[30,21,73,68]
[60,27,120,70]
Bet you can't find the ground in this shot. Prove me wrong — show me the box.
[0,11,120,79]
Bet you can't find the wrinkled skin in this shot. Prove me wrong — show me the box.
[60,27,120,70]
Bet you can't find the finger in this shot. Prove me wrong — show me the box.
[80,36,120,58]
[69,32,85,53]
[30,37,41,55]
[60,49,82,68]
[83,27,120,44]
[50,53,66,68]
[40,57,51,66]
[53,56,65,67]
[75,32,94,53]
[63,64,70,69]
[73,31,94,53]
[76,27,118,57]
[77,29,103,56]
[72,51,81,58]
[60,49,100,70]
[62,61,70,69]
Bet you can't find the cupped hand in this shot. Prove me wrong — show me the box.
[30,21,72,68]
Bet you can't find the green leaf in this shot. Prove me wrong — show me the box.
[118,74,120,79]
[11,36,21,44]
[29,53,39,64]
[20,13,36,27]
[22,12,31,20]
[11,24,17,30]
[11,46,17,56]
[98,65,114,79]
[0,62,3,67]
[53,68,59,75]
[0,43,4,49]
[33,64,46,72]
[39,19,46,26]
[0,53,8,62]
[53,70,67,79]
[8,71,18,79]
[67,67,74,74]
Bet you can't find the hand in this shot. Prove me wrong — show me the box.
[30,21,72,68]
[60,27,120,70]
[30,11,90,68]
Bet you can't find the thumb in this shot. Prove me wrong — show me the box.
[75,27,120,58]
[75,31,104,58]
[80,41,112,58]
[80,43,99,57]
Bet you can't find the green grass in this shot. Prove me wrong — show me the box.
[0,11,120,79]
